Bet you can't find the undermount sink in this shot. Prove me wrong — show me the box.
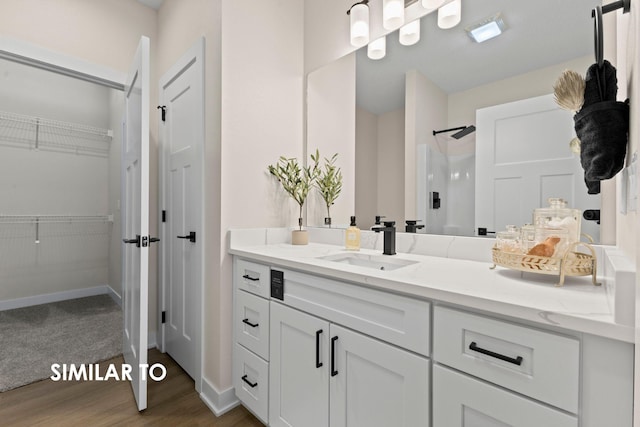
[318,252,418,271]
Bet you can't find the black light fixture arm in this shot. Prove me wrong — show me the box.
[347,0,369,15]
[433,126,466,136]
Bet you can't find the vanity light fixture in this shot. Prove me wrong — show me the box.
[399,19,421,46]
[348,0,370,47]
[383,0,405,30]
[368,36,387,60]
[465,13,505,43]
[437,0,461,29]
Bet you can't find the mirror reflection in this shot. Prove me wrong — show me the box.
[350,0,602,241]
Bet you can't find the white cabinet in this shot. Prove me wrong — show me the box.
[433,365,577,427]
[433,306,579,413]
[232,255,633,427]
[233,259,272,424]
[329,324,429,427]
[270,301,430,427]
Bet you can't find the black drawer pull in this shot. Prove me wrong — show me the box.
[331,336,339,377]
[242,318,259,328]
[242,274,259,282]
[316,329,323,368]
[241,374,258,388]
[469,341,523,366]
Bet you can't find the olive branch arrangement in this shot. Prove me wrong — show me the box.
[268,149,342,229]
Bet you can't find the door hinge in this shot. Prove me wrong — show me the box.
[161,311,166,324]
[157,105,166,122]
[162,210,166,222]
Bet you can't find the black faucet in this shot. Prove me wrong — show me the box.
[374,215,385,225]
[405,220,425,233]
[372,221,396,255]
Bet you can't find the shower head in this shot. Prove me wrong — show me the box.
[432,125,476,139]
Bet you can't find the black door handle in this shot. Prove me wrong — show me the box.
[242,274,259,282]
[242,318,259,328]
[241,374,257,388]
[177,231,196,243]
[469,341,523,366]
[316,329,323,368]
[123,235,140,247]
[149,237,160,244]
[331,336,338,377]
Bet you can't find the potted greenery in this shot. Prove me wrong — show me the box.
[268,153,319,245]
[312,150,342,227]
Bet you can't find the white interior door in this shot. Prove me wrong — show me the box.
[475,94,600,241]
[122,36,150,412]
[159,39,204,383]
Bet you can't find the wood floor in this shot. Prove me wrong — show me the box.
[0,349,264,427]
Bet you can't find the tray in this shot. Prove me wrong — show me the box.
[491,241,600,287]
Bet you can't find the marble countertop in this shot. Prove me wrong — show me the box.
[229,229,634,343]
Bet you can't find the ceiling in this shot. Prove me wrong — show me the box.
[136,0,164,10]
[357,0,602,114]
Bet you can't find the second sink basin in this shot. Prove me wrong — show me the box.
[318,252,418,271]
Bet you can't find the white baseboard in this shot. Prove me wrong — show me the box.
[148,331,157,350]
[107,286,122,307]
[0,284,115,311]
[200,378,240,417]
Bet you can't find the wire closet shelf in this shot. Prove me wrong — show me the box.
[0,110,113,157]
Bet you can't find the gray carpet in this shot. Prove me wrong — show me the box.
[0,294,122,392]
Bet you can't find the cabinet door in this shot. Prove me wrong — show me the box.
[433,365,578,427]
[329,324,430,427]
[270,302,330,427]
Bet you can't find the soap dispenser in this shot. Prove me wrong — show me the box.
[345,216,361,251]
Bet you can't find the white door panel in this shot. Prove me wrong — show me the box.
[122,36,150,412]
[476,94,600,241]
[159,39,204,382]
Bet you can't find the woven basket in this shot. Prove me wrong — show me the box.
[491,242,599,287]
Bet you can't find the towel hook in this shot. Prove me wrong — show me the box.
[591,0,631,68]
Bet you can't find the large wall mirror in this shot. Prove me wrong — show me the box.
[309,0,608,243]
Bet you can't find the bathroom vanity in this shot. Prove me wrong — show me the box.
[229,228,634,427]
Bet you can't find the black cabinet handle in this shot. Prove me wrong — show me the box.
[469,341,523,366]
[331,336,338,377]
[316,329,323,368]
[241,374,257,388]
[242,318,259,328]
[177,231,196,243]
[242,274,259,282]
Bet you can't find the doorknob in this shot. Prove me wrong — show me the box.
[123,235,141,247]
[177,231,196,243]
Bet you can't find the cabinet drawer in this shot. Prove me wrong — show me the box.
[235,258,271,298]
[433,306,579,413]
[433,365,577,427]
[280,269,430,356]
[234,344,269,424]
[235,290,269,360]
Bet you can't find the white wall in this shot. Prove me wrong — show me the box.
[355,106,378,230]
[307,53,356,228]
[406,69,448,229]
[219,0,304,393]
[0,58,112,301]
[377,109,405,224]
